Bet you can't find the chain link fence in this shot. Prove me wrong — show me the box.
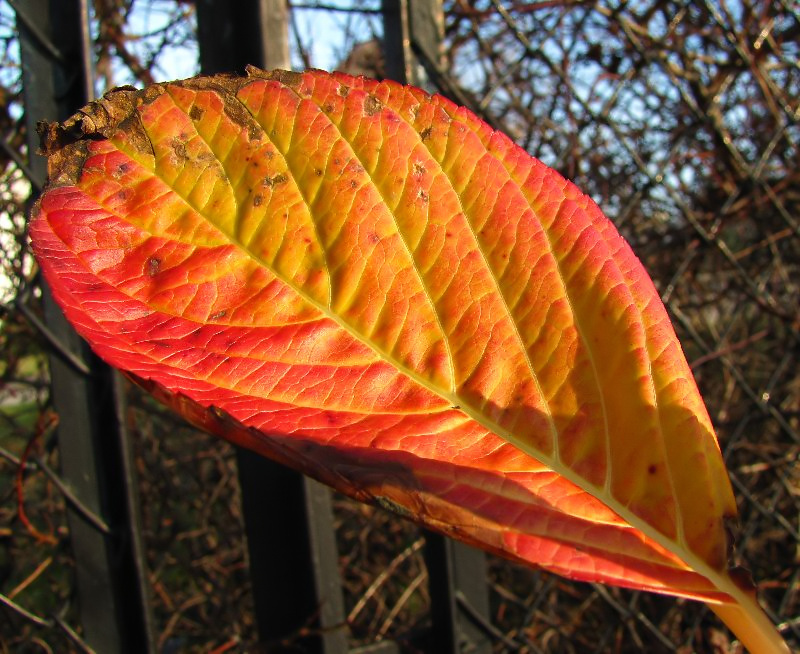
[0,1,797,652]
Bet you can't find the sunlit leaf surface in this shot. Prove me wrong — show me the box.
[31,68,788,652]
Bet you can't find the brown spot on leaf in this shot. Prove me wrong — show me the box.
[272,69,303,88]
[420,126,433,141]
[210,310,227,321]
[171,138,188,163]
[113,162,130,179]
[142,84,166,105]
[263,173,288,187]
[67,87,142,139]
[412,162,425,177]
[189,105,204,121]
[244,64,268,78]
[218,93,265,143]
[364,94,382,116]
[253,194,263,207]
[146,257,161,277]
[338,84,350,97]
[37,86,152,185]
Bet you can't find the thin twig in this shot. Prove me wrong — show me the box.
[0,590,52,628]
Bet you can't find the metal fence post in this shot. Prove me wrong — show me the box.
[195,2,350,652]
[382,2,493,652]
[17,0,155,651]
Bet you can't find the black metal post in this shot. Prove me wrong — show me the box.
[17,0,155,651]
[423,534,493,654]
[195,3,350,652]
[196,0,290,76]
[382,0,443,89]
[382,2,493,652]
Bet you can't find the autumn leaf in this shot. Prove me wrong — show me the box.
[30,68,788,652]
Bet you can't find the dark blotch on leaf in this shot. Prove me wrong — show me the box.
[113,162,130,179]
[364,94,382,116]
[272,69,303,88]
[171,138,188,162]
[263,173,288,187]
[146,257,161,277]
[189,105,204,121]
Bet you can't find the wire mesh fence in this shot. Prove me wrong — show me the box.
[0,0,798,652]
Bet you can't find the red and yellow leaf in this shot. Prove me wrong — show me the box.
[31,68,788,652]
